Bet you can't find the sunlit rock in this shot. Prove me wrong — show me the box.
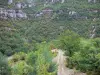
[16,2,22,9]
[22,3,27,8]
[69,11,77,15]
[8,0,13,5]
[35,13,42,17]
[88,0,97,3]
[16,12,27,19]
[8,12,13,18]
[61,0,65,3]
[0,8,4,14]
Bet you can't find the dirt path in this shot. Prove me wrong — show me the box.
[53,50,86,75]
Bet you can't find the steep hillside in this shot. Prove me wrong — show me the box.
[0,0,100,75]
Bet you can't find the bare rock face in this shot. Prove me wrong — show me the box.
[15,2,22,9]
[88,0,97,3]
[61,0,65,3]
[45,0,64,3]
[16,12,27,19]
[89,24,96,38]
[69,11,77,15]
[0,0,29,19]
[0,8,27,19]
[8,0,13,5]
[1,0,35,19]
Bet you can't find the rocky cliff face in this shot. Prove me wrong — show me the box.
[0,8,27,19]
[0,0,99,20]
[0,0,32,19]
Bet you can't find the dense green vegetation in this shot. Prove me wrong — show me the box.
[0,0,100,75]
[0,52,11,75]
[8,42,57,75]
[0,21,29,56]
[59,30,100,75]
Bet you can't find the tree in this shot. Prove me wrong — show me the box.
[0,52,11,75]
[66,38,100,74]
[26,42,57,75]
[0,21,28,56]
[59,30,80,56]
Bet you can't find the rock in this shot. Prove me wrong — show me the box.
[8,0,13,5]
[88,0,97,3]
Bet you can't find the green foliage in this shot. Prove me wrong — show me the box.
[0,21,29,56]
[9,52,26,65]
[8,42,57,75]
[11,61,33,75]
[0,0,100,75]
[0,52,11,75]
[8,52,34,75]
[12,19,94,43]
[12,20,64,42]
[26,52,37,66]
[26,42,57,75]
[59,30,80,56]
[59,32,100,75]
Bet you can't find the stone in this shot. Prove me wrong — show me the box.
[8,0,13,5]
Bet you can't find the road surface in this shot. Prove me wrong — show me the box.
[53,50,86,75]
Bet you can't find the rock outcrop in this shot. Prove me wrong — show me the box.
[0,8,27,19]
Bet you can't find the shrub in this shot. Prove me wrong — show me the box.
[0,52,11,75]
[11,61,33,75]
[59,30,80,56]
[26,42,57,75]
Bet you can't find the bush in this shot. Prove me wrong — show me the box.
[66,38,100,74]
[11,61,33,75]
[9,52,27,66]
[59,30,80,56]
[58,30,100,74]
[0,52,11,75]
[26,42,57,75]
[0,21,28,56]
